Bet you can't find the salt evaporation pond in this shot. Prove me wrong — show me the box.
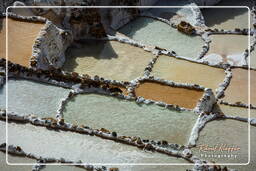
[44,164,192,171]
[0,152,35,170]
[213,104,256,119]
[201,7,250,30]
[0,18,44,67]
[0,121,189,165]
[191,119,253,165]
[251,49,256,68]
[119,17,204,59]
[0,79,70,116]
[63,94,197,144]
[135,81,204,109]
[203,35,248,66]
[152,55,225,92]
[63,40,154,81]
[223,68,256,105]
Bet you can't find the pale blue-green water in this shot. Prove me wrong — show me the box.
[0,121,189,165]
[63,94,197,145]
[0,79,70,117]
[119,17,204,59]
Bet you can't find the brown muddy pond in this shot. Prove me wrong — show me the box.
[0,18,44,67]
[63,40,154,81]
[135,81,204,109]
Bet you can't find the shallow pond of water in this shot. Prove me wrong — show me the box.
[0,121,189,164]
[0,79,70,116]
[152,55,225,92]
[201,7,250,30]
[250,49,256,68]
[223,68,256,105]
[63,40,154,81]
[203,35,248,66]
[191,119,252,164]
[0,18,44,67]
[213,104,256,118]
[63,94,197,144]
[135,81,204,109]
[119,17,204,59]
[0,152,35,170]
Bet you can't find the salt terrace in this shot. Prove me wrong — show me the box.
[0,1,256,171]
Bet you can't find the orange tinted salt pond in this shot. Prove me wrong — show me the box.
[152,55,225,92]
[0,121,188,164]
[223,68,256,105]
[63,40,154,81]
[135,81,204,109]
[204,35,248,65]
[0,18,44,67]
[63,94,198,144]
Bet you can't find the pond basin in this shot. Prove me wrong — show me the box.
[0,18,44,67]
[63,94,198,144]
[203,35,248,66]
[119,17,204,59]
[250,49,256,69]
[201,7,250,30]
[0,79,70,117]
[0,151,35,170]
[62,40,155,81]
[191,119,253,165]
[135,81,204,109]
[213,104,256,119]
[152,55,226,92]
[0,121,189,165]
[223,68,256,105]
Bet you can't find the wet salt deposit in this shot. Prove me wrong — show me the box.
[152,55,226,91]
[0,79,70,116]
[63,40,155,81]
[203,35,248,66]
[0,121,188,164]
[0,18,44,67]
[119,17,204,59]
[135,81,204,109]
[63,94,197,144]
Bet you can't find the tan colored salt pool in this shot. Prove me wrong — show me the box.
[152,55,226,92]
[63,40,155,81]
[204,35,248,65]
[223,68,256,105]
